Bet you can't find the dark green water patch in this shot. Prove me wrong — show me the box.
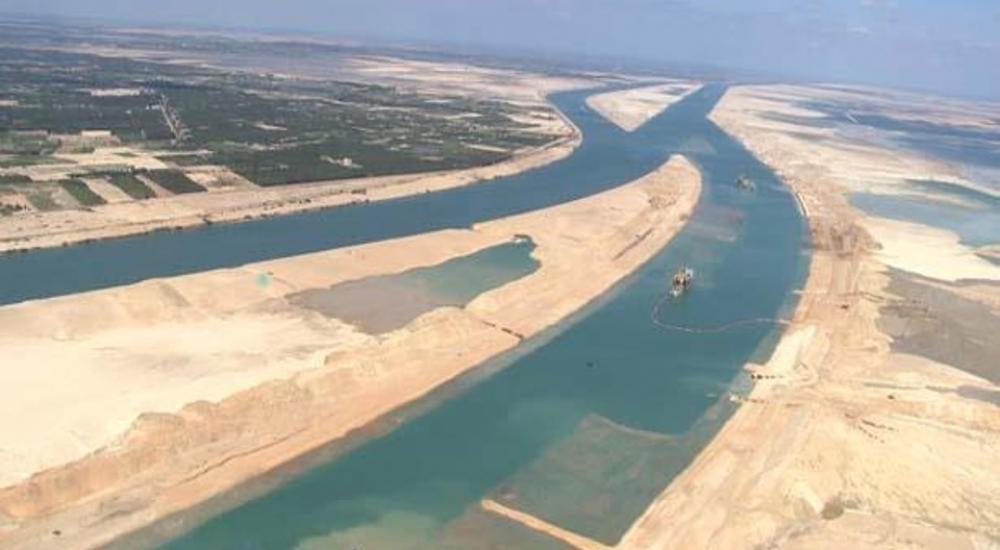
[489,409,732,545]
[878,269,1000,384]
[288,238,539,333]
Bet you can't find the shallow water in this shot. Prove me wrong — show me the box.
[126,86,811,549]
[289,239,539,333]
[851,180,1000,249]
[799,99,1000,178]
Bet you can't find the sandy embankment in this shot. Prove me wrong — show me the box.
[618,86,999,549]
[0,155,701,548]
[586,82,700,132]
[0,121,579,254]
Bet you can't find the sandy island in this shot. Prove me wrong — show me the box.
[0,155,701,548]
[586,81,701,132]
[609,85,999,549]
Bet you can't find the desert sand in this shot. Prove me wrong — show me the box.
[586,82,700,132]
[861,217,1000,283]
[616,85,999,549]
[0,155,701,548]
[0,127,577,254]
[347,56,595,105]
[707,84,979,198]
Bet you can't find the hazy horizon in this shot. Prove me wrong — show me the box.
[3,0,999,100]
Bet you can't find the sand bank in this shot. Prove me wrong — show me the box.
[481,499,609,550]
[0,127,577,255]
[619,85,999,549]
[586,82,700,132]
[0,155,701,548]
[861,217,1000,283]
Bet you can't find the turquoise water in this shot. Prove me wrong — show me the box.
[127,86,811,549]
[851,180,1000,249]
[404,238,540,304]
[0,85,676,305]
[290,239,540,333]
[778,92,1000,255]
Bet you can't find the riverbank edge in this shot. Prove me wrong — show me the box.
[0,99,581,256]
[0,155,701,550]
[618,177,858,549]
[618,86,1000,548]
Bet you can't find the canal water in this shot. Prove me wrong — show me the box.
[851,180,1000,251]
[92,85,809,548]
[2,85,675,306]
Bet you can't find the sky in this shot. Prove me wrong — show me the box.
[4,0,999,99]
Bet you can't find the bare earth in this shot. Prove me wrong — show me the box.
[346,56,595,105]
[586,82,701,132]
[614,85,999,549]
[0,156,702,548]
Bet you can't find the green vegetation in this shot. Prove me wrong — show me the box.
[0,203,27,216]
[0,174,32,185]
[158,153,210,166]
[59,178,107,206]
[0,38,560,190]
[145,169,206,194]
[25,191,58,211]
[0,155,67,168]
[155,78,547,186]
[0,47,176,142]
[0,132,58,156]
[108,174,156,200]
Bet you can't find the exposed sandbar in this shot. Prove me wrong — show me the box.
[861,217,1000,282]
[587,82,700,132]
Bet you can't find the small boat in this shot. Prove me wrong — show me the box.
[735,174,756,191]
[670,267,695,296]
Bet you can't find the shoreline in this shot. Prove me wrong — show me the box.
[619,85,999,549]
[618,167,862,548]
[0,155,701,549]
[0,105,581,256]
[585,82,701,132]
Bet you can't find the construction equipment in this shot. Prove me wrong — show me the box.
[736,173,756,191]
[670,267,695,297]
